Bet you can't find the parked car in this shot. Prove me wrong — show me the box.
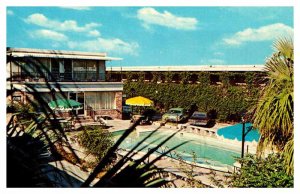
[162,108,188,123]
[188,111,209,126]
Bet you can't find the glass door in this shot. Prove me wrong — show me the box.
[59,60,64,80]
[77,93,85,115]
[69,92,85,115]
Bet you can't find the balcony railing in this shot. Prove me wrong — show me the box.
[10,72,106,82]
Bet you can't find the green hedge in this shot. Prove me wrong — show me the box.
[124,81,260,122]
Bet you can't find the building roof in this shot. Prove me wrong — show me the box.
[106,65,266,72]
[7,47,122,61]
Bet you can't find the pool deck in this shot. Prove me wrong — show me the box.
[106,119,230,133]
[116,148,231,187]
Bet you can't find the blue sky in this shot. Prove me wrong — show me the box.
[6,6,293,67]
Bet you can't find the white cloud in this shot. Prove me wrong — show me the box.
[67,38,139,55]
[29,29,68,41]
[88,30,101,37]
[7,10,14,16]
[60,6,91,11]
[223,23,293,46]
[137,7,198,30]
[201,59,226,65]
[25,13,100,33]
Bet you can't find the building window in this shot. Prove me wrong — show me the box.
[10,61,22,81]
[85,92,116,110]
[73,60,86,81]
[73,60,100,81]
[21,61,36,78]
[38,58,51,80]
[86,61,97,81]
[99,62,105,80]
[19,58,51,80]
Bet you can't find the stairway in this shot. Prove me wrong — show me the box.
[73,115,95,124]
[72,115,107,130]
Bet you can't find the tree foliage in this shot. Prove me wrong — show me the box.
[252,38,294,175]
[229,154,293,188]
[124,81,259,122]
[78,126,114,162]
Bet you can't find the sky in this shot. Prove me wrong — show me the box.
[6,6,293,67]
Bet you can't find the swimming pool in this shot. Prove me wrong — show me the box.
[217,123,260,142]
[113,130,240,167]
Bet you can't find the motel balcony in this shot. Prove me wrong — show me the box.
[10,72,107,82]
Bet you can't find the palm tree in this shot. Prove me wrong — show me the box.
[252,38,293,175]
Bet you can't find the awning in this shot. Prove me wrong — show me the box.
[48,99,83,111]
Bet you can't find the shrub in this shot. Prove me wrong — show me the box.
[78,126,114,162]
[229,154,293,188]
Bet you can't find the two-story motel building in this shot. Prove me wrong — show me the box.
[7,47,123,119]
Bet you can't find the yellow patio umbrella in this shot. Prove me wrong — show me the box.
[125,96,154,107]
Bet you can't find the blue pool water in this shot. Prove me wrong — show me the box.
[113,130,240,167]
[217,123,260,142]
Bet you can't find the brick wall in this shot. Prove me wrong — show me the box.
[94,109,121,119]
[115,91,123,118]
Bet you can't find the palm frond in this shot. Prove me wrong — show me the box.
[252,37,294,175]
[283,138,293,175]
